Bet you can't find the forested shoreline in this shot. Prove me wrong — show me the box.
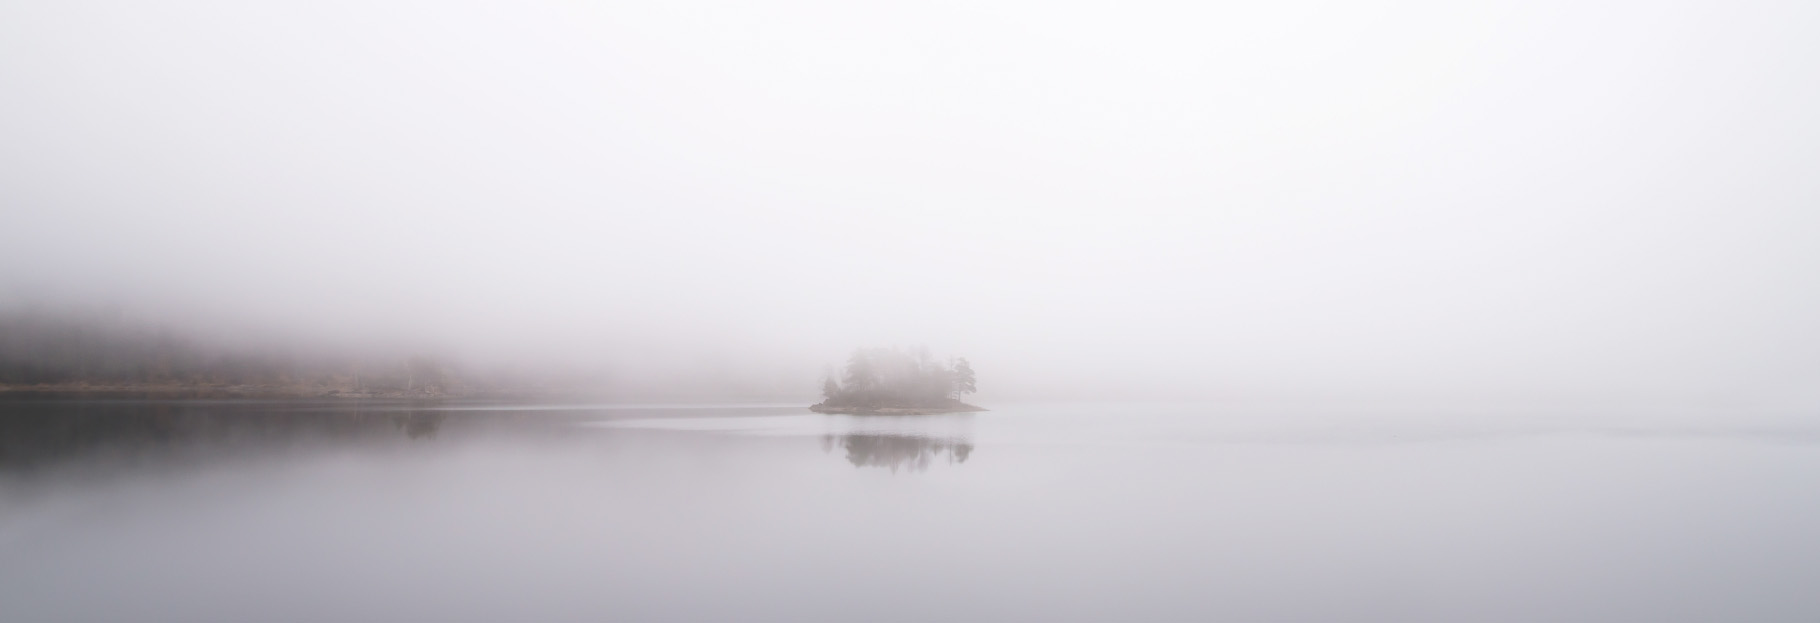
[0,308,505,398]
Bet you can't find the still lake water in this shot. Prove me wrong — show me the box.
[2,398,1818,621]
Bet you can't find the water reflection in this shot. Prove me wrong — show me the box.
[2,398,992,476]
[0,398,459,472]
[822,433,973,472]
[585,412,980,472]
[395,411,444,439]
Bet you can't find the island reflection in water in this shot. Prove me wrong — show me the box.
[822,432,973,472]
[586,411,979,472]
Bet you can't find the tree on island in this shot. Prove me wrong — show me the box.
[952,358,975,396]
[811,347,982,414]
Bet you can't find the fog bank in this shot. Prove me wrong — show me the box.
[3,1,1817,406]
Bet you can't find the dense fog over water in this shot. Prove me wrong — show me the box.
[4,3,1820,620]
[3,0,1818,404]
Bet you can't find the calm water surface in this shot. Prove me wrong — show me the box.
[2,399,1818,621]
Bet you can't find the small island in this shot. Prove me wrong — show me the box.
[810,347,983,415]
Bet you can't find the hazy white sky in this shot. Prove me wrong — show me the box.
[2,0,1817,404]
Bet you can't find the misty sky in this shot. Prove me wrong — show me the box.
[2,1,1817,404]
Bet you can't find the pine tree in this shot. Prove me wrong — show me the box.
[952,358,976,397]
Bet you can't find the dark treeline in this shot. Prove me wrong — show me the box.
[0,307,506,397]
[814,347,977,411]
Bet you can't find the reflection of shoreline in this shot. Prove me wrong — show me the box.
[396,412,444,439]
[0,402,452,471]
[822,434,973,472]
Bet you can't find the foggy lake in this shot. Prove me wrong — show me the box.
[3,398,1817,622]
[5,0,1819,620]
